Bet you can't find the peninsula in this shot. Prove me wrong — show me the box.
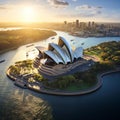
[6,40,120,96]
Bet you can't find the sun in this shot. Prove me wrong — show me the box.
[22,6,35,22]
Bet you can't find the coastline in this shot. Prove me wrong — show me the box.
[0,29,56,55]
[69,33,120,38]
[6,67,120,96]
[49,28,120,38]
[3,28,120,96]
[0,46,18,55]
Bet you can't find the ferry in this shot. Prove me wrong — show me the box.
[0,59,5,63]
[26,52,29,57]
[51,37,55,39]
[70,39,74,41]
[81,42,84,45]
[26,44,34,48]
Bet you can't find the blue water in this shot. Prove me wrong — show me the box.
[0,28,120,120]
[51,72,120,120]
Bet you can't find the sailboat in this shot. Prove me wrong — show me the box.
[81,42,84,45]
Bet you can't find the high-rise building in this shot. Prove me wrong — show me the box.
[88,21,91,28]
[92,21,95,26]
[76,19,79,27]
[80,22,86,30]
[64,21,67,25]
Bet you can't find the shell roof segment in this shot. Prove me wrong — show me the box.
[35,36,83,64]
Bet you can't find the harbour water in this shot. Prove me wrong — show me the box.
[0,28,120,120]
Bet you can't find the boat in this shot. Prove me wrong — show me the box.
[81,42,84,45]
[26,44,34,48]
[32,49,35,51]
[51,37,55,39]
[14,79,27,89]
[0,59,5,63]
[26,52,29,57]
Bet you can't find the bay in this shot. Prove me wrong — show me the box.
[0,28,120,120]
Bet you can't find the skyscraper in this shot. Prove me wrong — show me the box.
[76,19,79,28]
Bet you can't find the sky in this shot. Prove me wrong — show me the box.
[0,0,120,23]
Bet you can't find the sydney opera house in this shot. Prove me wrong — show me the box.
[34,36,84,76]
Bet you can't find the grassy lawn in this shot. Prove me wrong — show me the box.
[63,83,95,92]
[84,50,100,56]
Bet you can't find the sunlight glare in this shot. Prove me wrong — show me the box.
[22,6,35,22]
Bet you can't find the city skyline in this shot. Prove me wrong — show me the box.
[0,0,120,23]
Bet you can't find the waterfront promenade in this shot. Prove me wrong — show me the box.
[6,66,120,96]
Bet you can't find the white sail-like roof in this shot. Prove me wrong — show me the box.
[58,36,74,62]
[48,43,71,64]
[74,47,83,59]
[44,50,63,64]
[35,36,83,65]
[35,46,47,52]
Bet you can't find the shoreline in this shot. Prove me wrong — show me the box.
[0,46,18,55]
[0,29,56,55]
[69,33,120,38]
[54,30,120,38]
[6,67,120,96]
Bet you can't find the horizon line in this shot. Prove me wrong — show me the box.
[0,21,120,24]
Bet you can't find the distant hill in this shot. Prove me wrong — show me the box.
[0,29,56,54]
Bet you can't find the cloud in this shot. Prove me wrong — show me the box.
[97,6,102,9]
[0,4,9,10]
[0,6,6,9]
[75,5,102,11]
[48,0,69,7]
[57,12,101,18]
[75,4,102,17]
[56,5,102,19]
[79,11,101,17]
[72,0,77,1]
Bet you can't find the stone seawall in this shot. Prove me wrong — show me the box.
[6,67,120,96]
